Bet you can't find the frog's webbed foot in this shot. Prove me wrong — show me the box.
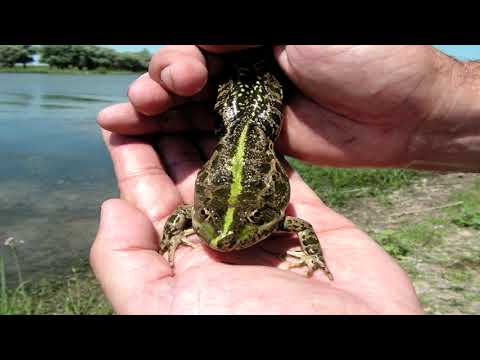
[285,250,334,281]
[279,216,334,281]
[159,205,196,267]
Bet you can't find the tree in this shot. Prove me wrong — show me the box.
[112,49,151,72]
[112,53,142,71]
[36,45,151,72]
[38,45,75,69]
[135,49,152,68]
[0,45,35,67]
[17,45,36,68]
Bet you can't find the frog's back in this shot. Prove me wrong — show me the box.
[193,48,290,247]
[214,47,284,141]
[195,123,289,228]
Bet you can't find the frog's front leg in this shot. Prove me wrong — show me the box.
[159,205,196,266]
[280,216,334,281]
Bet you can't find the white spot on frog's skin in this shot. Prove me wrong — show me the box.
[225,100,240,121]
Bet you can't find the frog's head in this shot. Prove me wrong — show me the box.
[192,202,282,252]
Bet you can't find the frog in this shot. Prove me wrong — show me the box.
[159,47,333,280]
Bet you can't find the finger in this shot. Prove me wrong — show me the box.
[90,199,172,314]
[98,102,216,136]
[149,45,208,97]
[199,45,261,53]
[128,73,187,116]
[101,129,183,232]
[195,134,217,159]
[156,135,204,204]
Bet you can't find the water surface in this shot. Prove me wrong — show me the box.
[0,73,138,282]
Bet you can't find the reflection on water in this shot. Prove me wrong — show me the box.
[40,104,85,109]
[0,73,137,282]
[42,94,116,103]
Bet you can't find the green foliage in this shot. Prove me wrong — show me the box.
[289,158,423,208]
[374,229,411,258]
[448,181,480,230]
[373,222,442,259]
[0,257,39,314]
[442,269,473,283]
[452,209,480,229]
[62,267,110,315]
[38,45,151,72]
[0,254,113,315]
[0,45,35,67]
[38,45,74,68]
[0,66,136,75]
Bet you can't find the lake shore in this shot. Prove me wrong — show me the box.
[0,66,142,75]
[2,169,479,314]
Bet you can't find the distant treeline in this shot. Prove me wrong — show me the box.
[0,45,35,68]
[0,45,152,72]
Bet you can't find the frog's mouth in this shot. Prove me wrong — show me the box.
[208,231,235,251]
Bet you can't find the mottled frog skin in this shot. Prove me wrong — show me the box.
[160,47,333,279]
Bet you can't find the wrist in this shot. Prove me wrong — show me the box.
[406,49,480,172]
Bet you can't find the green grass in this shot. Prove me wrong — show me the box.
[0,254,113,315]
[0,257,39,314]
[447,181,480,230]
[366,179,480,314]
[442,269,473,283]
[368,180,480,263]
[289,158,424,208]
[0,66,140,75]
[33,264,113,315]
[372,221,444,259]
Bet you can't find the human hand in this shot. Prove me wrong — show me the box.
[90,127,423,314]
[98,45,480,172]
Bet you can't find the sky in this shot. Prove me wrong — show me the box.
[433,45,480,60]
[102,45,163,54]
[104,45,480,60]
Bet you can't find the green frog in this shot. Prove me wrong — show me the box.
[159,47,333,280]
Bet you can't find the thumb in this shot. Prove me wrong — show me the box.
[90,199,172,313]
[93,198,161,253]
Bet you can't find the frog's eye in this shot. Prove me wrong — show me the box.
[198,208,212,221]
[247,209,263,224]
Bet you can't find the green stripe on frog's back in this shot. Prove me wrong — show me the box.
[211,123,250,247]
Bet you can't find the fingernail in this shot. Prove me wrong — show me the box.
[160,66,172,87]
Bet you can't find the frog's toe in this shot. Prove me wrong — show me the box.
[306,256,334,280]
[181,237,200,250]
[284,251,333,281]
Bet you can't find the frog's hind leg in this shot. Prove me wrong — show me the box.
[159,205,197,267]
[279,216,333,281]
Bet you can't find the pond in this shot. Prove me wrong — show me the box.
[0,73,138,282]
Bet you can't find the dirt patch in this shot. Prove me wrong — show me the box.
[338,172,480,315]
[341,173,477,230]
